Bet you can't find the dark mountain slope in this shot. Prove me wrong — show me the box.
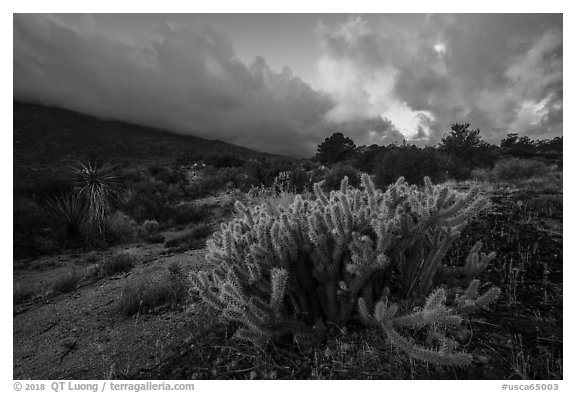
[13,101,291,194]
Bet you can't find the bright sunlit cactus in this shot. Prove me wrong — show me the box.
[190,174,500,365]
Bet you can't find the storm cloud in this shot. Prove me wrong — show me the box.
[315,14,562,144]
[13,14,562,157]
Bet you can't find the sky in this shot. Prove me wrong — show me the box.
[13,13,563,157]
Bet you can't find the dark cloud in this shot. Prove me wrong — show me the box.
[13,14,562,158]
[13,14,338,157]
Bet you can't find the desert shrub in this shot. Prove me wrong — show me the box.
[52,268,82,294]
[114,188,136,211]
[118,262,188,316]
[142,219,160,233]
[492,158,549,182]
[438,123,500,179]
[166,203,209,226]
[322,164,360,191]
[20,176,73,199]
[242,158,300,190]
[288,167,311,192]
[154,167,187,186]
[206,154,246,168]
[191,175,500,366]
[122,177,175,223]
[130,192,168,223]
[188,167,246,196]
[373,147,449,188]
[140,219,165,243]
[14,197,58,258]
[119,168,145,184]
[105,211,138,243]
[99,249,138,276]
[164,224,214,251]
[470,168,492,182]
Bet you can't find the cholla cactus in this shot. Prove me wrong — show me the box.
[190,174,499,365]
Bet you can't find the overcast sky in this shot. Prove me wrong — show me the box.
[13,14,562,157]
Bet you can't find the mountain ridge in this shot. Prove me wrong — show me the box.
[13,101,294,195]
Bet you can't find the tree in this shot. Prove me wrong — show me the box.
[438,123,497,179]
[439,123,482,154]
[500,133,537,158]
[373,146,448,188]
[500,133,520,149]
[314,132,356,165]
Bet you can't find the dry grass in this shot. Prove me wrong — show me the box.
[118,262,188,316]
[51,268,82,294]
[13,282,44,304]
[98,248,139,277]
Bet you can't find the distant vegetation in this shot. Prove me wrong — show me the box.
[13,101,562,259]
[316,123,561,184]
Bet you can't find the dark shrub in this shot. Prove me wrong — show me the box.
[154,167,187,186]
[314,132,357,165]
[354,144,382,173]
[288,167,310,192]
[206,154,246,168]
[166,203,209,226]
[322,164,361,191]
[373,146,448,189]
[188,166,246,196]
[492,158,549,181]
[105,211,138,244]
[21,176,73,199]
[14,197,57,258]
[439,123,500,179]
[243,158,298,189]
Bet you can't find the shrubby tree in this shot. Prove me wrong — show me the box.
[315,132,357,165]
[321,164,360,191]
[354,144,382,173]
[373,145,450,188]
[439,123,499,179]
[439,123,482,154]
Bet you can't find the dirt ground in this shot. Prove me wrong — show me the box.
[13,242,212,379]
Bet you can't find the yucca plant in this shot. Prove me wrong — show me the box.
[45,192,88,236]
[71,160,119,236]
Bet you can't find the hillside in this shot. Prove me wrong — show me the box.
[13,101,289,195]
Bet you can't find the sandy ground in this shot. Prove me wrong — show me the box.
[13,242,211,380]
